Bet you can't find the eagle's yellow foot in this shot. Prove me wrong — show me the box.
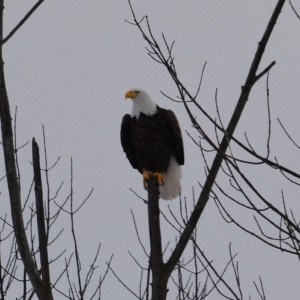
[154,172,165,186]
[143,171,153,190]
[143,171,165,189]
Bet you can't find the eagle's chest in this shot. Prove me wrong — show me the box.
[131,113,172,171]
[132,113,169,145]
[135,113,163,137]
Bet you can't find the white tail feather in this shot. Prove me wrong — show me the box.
[159,157,182,200]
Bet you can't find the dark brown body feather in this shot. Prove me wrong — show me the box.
[121,107,184,174]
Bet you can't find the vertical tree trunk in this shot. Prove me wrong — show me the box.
[147,177,169,300]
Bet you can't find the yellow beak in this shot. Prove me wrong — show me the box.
[125,90,139,100]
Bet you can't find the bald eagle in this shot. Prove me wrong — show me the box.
[120,89,184,200]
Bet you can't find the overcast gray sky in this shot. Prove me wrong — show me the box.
[2,1,300,299]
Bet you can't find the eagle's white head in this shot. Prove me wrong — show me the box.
[125,89,157,118]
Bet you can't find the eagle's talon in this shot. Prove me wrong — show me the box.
[154,172,165,186]
[143,180,148,191]
[143,171,153,190]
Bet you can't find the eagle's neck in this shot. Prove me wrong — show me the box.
[131,97,157,119]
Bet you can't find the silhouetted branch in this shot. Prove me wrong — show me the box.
[166,0,286,274]
[32,138,53,299]
[277,118,300,149]
[0,3,44,297]
[254,277,267,300]
[0,3,108,298]
[1,0,46,45]
[289,1,300,20]
[130,210,149,257]
[108,264,141,299]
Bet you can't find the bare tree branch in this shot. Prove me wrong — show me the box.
[0,2,44,297]
[166,0,286,274]
[289,1,300,20]
[32,138,53,299]
[1,0,46,45]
